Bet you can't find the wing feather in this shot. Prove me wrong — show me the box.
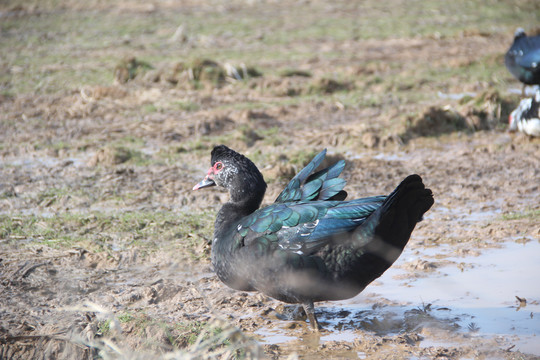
[274,150,348,203]
[239,197,386,255]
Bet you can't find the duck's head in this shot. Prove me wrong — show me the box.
[193,145,266,203]
[509,110,518,131]
[508,96,535,132]
[514,27,526,40]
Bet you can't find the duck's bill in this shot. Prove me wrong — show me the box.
[193,176,216,190]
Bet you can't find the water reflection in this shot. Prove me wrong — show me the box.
[256,240,540,355]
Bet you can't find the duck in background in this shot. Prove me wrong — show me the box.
[505,28,540,95]
[509,89,540,137]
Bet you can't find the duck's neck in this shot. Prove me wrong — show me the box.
[214,183,266,239]
[212,194,265,291]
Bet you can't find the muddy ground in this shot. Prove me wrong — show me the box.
[1,0,539,359]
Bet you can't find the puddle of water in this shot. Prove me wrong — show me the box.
[343,151,412,163]
[320,329,357,342]
[371,240,539,306]
[256,240,540,356]
[7,155,86,169]
[0,208,59,218]
[437,91,477,100]
[371,153,411,162]
[256,328,296,344]
[435,205,502,223]
[508,85,539,96]
[353,240,540,355]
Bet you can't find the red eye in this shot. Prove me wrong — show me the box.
[214,162,223,171]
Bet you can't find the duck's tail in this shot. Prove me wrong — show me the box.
[348,175,434,282]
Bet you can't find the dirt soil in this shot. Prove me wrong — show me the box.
[1,0,539,359]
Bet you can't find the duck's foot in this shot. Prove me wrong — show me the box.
[302,301,322,331]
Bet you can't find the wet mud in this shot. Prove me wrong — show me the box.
[1,0,539,359]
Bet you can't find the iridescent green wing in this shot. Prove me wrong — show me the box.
[237,196,385,256]
[274,149,347,203]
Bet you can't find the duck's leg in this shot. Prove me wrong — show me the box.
[303,301,321,330]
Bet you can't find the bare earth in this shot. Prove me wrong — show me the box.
[1,1,539,359]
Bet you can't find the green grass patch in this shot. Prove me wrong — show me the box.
[172,100,200,112]
[4,0,537,96]
[101,311,240,351]
[36,187,73,206]
[500,209,540,221]
[0,210,214,257]
[143,104,158,113]
[117,312,135,324]
[176,321,213,346]
[96,319,112,337]
[287,149,320,167]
